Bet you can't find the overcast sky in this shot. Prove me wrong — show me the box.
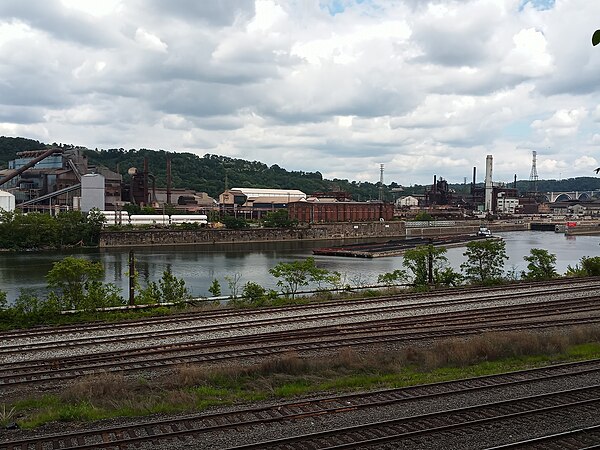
[1,0,599,186]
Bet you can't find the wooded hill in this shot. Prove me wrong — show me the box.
[1,136,600,200]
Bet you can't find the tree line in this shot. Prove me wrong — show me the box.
[0,210,104,250]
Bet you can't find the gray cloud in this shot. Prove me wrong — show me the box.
[0,0,599,185]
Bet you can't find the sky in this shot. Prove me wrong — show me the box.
[0,0,599,187]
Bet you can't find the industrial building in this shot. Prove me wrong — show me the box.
[288,199,393,223]
[0,146,215,213]
[0,145,122,211]
[219,188,306,218]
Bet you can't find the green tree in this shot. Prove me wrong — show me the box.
[137,281,162,305]
[46,257,105,309]
[221,215,248,229]
[0,290,7,310]
[377,269,408,287]
[402,245,459,287]
[158,266,192,304]
[262,210,298,228]
[414,212,433,221]
[242,281,267,305]
[461,239,508,284]
[269,257,328,299]
[208,279,222,297]
[566,256,600,277]
[521,248,558,280]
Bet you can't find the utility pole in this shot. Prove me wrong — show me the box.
[129,249,135,305]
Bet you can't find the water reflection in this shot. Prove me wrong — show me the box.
[0,232,598,303]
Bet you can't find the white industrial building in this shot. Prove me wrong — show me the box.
[395,195,419,208]
[0,190,15,212]
[80,173,105,212]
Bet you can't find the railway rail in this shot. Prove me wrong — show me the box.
[1,359,599,450]
[2,296,600,389]
[228,386,600,449]
[3,276,600,343]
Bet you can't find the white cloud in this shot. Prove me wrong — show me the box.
[502,27,554,77]
[531,108,587,139]
[1,0,600,185]
[134,28,168,53]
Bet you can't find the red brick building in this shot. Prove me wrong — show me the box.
[288,201,394,223]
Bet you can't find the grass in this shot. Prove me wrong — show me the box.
[7,326,600,429]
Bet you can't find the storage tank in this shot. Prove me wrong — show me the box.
[170,214,208,225]
[0,190,15,212]
[129,214,169,226]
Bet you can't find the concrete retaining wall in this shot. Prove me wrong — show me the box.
[99,222,407,248]
[99,221,530,248]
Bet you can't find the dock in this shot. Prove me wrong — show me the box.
[313,235,492,258]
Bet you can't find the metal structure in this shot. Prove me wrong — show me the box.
[485,155,493,212]
[378,164,384,201]
[0,147,62,187]
[529,150,539,193]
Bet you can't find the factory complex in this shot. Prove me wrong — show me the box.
[0,145,598,225]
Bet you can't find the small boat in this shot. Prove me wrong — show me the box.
[477,225,492,237]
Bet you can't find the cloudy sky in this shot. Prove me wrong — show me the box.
[0,0,599,186]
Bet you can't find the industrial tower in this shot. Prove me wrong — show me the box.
[378,164,384,201]
[529,151,539,193]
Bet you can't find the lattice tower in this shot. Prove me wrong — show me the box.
[529,150,538,192]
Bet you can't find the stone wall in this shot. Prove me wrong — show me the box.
[99,220,530,248]
[99,221,407,248]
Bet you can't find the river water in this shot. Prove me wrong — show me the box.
[1,231,599,302]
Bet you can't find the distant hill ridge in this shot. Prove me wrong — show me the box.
[1,136,599,200]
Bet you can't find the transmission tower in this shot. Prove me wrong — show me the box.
[529,150,538,193]
[378,164,384,201]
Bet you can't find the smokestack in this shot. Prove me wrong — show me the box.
[472,167,476,186]
[514,174,517,189]
[166,157,172,205]
[433,175,437,193]
[484,155,493,212]
[378,163,384,201]
[143,157,149,206]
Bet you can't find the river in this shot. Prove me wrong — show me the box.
[1,231,599,302]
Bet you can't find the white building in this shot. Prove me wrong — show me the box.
[219,188,306,207]
[0,190,15,212]
[80,173,105,212]
[396,195,419,208]
[496,196,519,214]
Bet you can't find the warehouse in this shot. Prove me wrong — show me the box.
[288,199,393,223]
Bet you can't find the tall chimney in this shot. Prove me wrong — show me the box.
[514,174,517,189]
[166,156,172,205]
[484,155,493,212]
[143,157,149,206]
[433,175,437,193]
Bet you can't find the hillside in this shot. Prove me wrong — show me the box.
[1,137,600,200]
[0,136,46,168]
[83,148,385,200]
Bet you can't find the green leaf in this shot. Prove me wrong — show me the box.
[592,30,600,46]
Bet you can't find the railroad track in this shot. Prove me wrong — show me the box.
[1,359,599,450]
[3,283,600,360]
[228,386,600,449]
[4,292,600,363]
[3,276,600,344]
[2,298,600,388]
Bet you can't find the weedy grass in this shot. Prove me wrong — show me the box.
[9,327,600,429]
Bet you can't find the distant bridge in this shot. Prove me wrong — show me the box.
[541,190,600,203]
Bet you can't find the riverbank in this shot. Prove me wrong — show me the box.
[99,220,528,248]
